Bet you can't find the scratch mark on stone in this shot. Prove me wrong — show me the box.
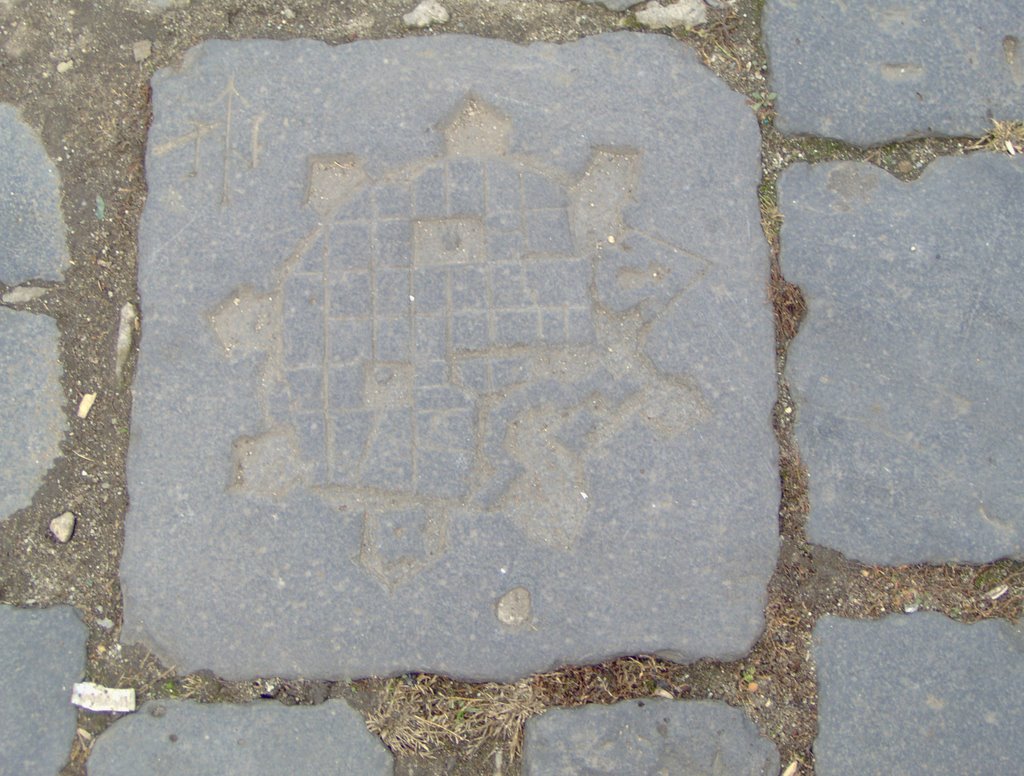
[1004,36,1023,86]
[251,113,266,170]
[153,121,218,178]
[978,502,1012,533]
[221,76,235,206]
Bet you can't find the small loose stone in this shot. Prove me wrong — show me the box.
[635,0,706,30]
[403,0,449,28]
[1,286,48,304]
[56,60,74,73]
[984,584,1009,600]
[77,392,97,419]
[50,511,76,543]
[132,40,152,63]
[115,302,138,381]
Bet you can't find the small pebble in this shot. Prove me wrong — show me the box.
[132,40,152,63]
[635,0,707,29]
[77,392,97,419]
[2,286,48,304]
[56,59,74,73]
[984,584,1009,600]
[50,511,76,543]
[96,617,114,630]
[115,302,137,381]
[403,0,449,28]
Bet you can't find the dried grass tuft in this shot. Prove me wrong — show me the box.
[968,119,1024,155]
[770,261,806,344]
[366,675,543,758]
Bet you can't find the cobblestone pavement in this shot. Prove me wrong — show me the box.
[1,1,1022,774]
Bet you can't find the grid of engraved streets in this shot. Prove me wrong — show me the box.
[218,99,712,592]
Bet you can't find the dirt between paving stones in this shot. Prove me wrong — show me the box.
[0,0,1021,774]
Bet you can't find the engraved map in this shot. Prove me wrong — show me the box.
[211,98,713,592]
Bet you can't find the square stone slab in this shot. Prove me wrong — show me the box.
[124,34,778,681]
[88,699,392,775]
[782,155,1024,564]
[764,0,1024,145]
[523,698,779,775]
[0,605,86,774]
[814,613,1024,774]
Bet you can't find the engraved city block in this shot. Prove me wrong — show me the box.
[124,35,778,680]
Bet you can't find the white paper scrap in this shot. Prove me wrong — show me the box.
[71,682,136,713]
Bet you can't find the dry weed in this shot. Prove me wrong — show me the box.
[968,119,1024,155]
[366,675,542,758]
[769,260,806,345]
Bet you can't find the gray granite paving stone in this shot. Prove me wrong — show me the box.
[0,103,69,284]
[0,308,66,521]
[123,34,778,681]
[764,0,1024,145]
[87,699,392,775]
[0,605,86,776]
[523,698,779,775]
[814,613,1024,775]
[782,155,1024,564]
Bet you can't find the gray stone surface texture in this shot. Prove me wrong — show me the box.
[782,155,1024,565]
[123,34,778,681]
[87,699,392,775]
[764,0,1024,145]
[0,605,86,776]
[0,307,67,521]
[0,103,69,284]
[814,613,1024,775]
[523,698,779,775]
